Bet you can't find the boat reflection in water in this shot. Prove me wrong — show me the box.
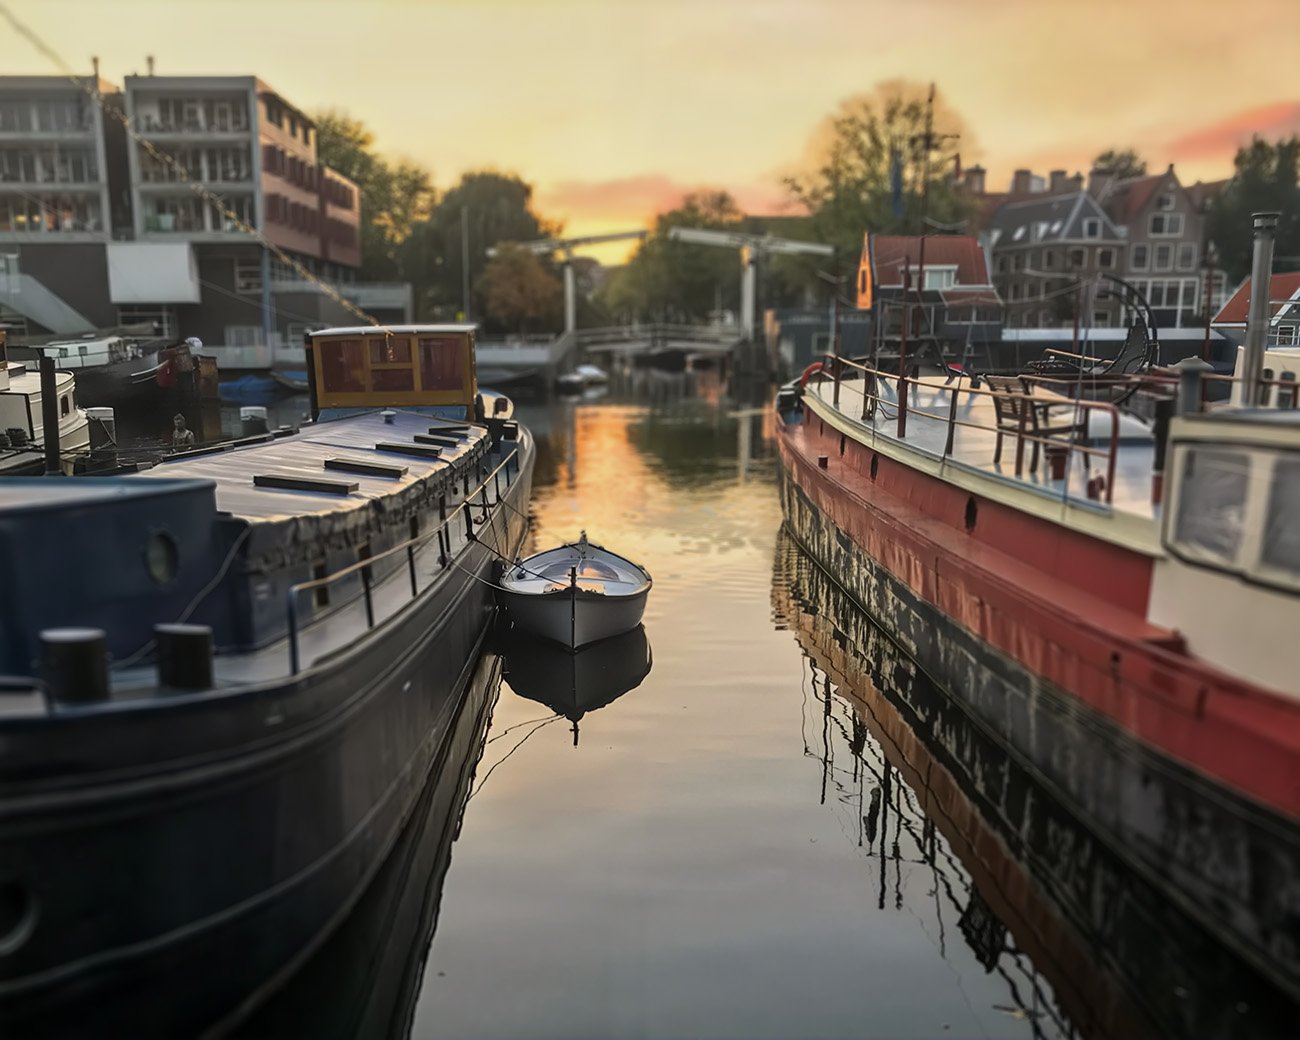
[502,625,652,746]
[229,651,505,1039]
[770,530,1296,1039]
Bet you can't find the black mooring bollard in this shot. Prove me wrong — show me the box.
[155,623,214,690]
[40,628,110,704]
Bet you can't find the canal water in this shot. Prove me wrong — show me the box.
[221,370,1287,1039]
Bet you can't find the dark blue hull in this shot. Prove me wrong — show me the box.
[0,443,533,1037]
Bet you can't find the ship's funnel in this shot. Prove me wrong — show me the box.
[1241,211,1280,406]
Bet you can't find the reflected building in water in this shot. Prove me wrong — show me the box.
[771,531,1296,1039]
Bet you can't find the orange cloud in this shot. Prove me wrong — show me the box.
[1163,101,1300,161]
[535,175,803,230]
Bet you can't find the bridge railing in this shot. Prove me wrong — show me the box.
[575,323,743,348]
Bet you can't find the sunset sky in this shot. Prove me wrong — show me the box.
[4,0,1299,260]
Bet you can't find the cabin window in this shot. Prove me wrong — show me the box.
[319,338,365,392]
[60,395,70,416]
[418,336,466,391]
[1262,456,1300,578]
[369,335,416,392]
[1172,449,1249,564]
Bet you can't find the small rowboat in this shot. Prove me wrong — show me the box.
[497,532,651,650]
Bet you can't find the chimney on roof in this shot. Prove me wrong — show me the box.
[1068,172,1084,193]
[146,55,155,76]
[1011,169,1034,195]
[1049,169,1069,193]
[1088,166,1116,198]
[963,165,986,195]
[91,56,99,79]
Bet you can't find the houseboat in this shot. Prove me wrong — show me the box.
[0,324,535,1037]
[0,331,90,474]
[775,214,1300,1003]
[771,531,1294,1035]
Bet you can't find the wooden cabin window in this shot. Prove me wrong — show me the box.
[419,336,466,391]
[318,338,365,393]
[369,335,416,391]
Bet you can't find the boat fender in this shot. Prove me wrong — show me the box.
[799,361,825,388]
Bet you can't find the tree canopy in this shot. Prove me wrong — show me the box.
[1206,136,1300,283]
[314,111,435,282]
[1091,148,1147,180]
[783,81,973,256]
[401,171,560,322]
[597,191,747,323]
[476,244,563,333]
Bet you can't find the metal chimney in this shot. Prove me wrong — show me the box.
[1241,211,1280,406]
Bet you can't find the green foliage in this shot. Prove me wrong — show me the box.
[314,110,436,282]
[1092,148,1147,180]
[476,244,563,333]
[783,81,973,256]
[597,191,747,323]
[1207,136,1300,282]
[401,171,560,321]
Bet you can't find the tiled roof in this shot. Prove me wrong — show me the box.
[1103,173,1167,224]
[1212,273,1300,326]
[984,191,1121,245]
[871,234,990,286]
[1187,179,1230,211]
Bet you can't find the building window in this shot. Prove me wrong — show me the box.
[1154,244,1173,271]
[923,268,955,291]
[117,305,173,337]
[1150,213,1184,236]
[1098,248,1115,269]
[1042,249,1056,270]
[1157,192,1175,211]
[1177,243,1197,271]
[1093,309,1111,328]
[1068,248,1086,269]
[234,258,262,294]
[1082,218,1101,239]
[995,255,1007,274]
[225,325,263,347]
[1131,244,1149,271]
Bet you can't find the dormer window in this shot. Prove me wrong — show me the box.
[1157,192,1176,211]
[1082,218,1101,239]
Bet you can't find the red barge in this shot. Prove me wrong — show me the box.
[776,213,1300,1001]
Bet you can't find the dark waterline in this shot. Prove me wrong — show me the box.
[216,369,1291,1038]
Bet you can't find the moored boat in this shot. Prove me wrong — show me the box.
[497,532,651,650]
[0,332,90,473]
[774,214,1300,1002]
[0,323,535,1036]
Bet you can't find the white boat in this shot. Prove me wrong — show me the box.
[497,532,651,650]
[0,337,90,472]
[555,363,608,394]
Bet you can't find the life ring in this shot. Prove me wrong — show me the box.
[799,361,825,388]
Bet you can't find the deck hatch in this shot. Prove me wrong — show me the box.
[373,442,442,459]
[253,474,359,495]
[323,457,408,479]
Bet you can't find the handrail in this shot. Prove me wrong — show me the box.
[284,446,520,675]
[808,354,1121,505]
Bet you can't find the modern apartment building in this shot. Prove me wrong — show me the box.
[0,70,379,368]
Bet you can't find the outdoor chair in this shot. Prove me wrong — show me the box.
[984,374,1089,475]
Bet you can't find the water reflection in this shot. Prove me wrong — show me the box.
[229,652,505,1039]
[771,528,1295,1039]
[503,625,653,747]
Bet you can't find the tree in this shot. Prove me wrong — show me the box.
[476,244,563,333]
[1092,148,1147,180]
[401,171,560,320]
[314,110,436,282]
[596,191,746,323]
[1206,136,1300,283]
[783,81,973,256]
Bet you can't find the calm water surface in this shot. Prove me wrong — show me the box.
[406,372,1079,1040]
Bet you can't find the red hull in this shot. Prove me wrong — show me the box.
[779,412,1300,820]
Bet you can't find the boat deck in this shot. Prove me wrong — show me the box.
[807,373,1162,521]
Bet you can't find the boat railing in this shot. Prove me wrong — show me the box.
[284,444,521,676]
[809,354,1121,505]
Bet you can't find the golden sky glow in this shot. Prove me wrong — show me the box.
[6,0,1299,261]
